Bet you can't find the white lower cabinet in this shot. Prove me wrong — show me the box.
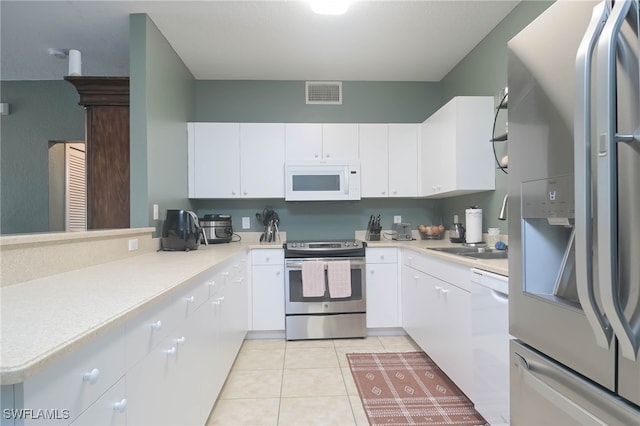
[2,252,249,426]
[251,249,285,331]
[400,249,473,399]
[365,247,400,328]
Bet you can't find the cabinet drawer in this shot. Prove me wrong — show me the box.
[124,294,179,370]
[173,276,212,324]
[22,327,125,425]
[402,249,470,291]
[69,378,126,426]
[366,247,397,264]
[251,249,284,266]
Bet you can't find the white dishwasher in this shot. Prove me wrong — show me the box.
[470,268,510,426]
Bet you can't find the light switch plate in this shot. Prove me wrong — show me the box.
[394,215,402,224]
[153,204,159,220]
[242,217,250,229]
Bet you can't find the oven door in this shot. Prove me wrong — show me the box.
[285,257,366,314]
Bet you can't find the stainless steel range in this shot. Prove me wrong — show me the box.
[284,240,367,340]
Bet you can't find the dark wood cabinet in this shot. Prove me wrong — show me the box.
[65,77,130,229]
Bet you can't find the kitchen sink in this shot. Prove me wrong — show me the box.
[427,246,508,260]
[463,251,508,260]
[428,246,485,255]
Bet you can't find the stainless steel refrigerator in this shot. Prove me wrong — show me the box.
[507,0,640,424]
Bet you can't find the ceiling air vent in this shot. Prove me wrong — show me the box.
[306,81,342,105]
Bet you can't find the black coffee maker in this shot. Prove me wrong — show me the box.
[161,209,201,251]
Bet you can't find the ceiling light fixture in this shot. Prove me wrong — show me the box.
[310,1,349,16]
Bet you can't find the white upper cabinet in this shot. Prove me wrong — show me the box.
[359,123,419,198]
[240,123,285,198]
[285,123,359,161]
[321,124,360,160]
[388,124,419,197]
[419,96,495,198]
[285,123,322,160]
[188,122,241,198]
[189,123,286,199]
[359,124,389,197]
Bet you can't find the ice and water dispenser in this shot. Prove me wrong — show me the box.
[521,175,580,308]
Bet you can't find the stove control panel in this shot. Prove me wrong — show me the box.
[285,240,364,250]
[283,240,367,258]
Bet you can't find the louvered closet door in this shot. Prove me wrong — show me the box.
[65,143,86,232]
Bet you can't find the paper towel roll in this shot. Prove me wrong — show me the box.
[465,208,483,243]
[68,49,82,76]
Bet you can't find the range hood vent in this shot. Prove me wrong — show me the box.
[305,81,342,105]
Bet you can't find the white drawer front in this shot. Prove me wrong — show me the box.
[22,327,125,425]
[365,247,397,264]
[251,249,284,266]
[173,276,212,325]
[124,295,179,370]
[69,378,126,426]
[402,249,470,291]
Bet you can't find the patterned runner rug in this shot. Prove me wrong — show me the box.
[347,352,488,426]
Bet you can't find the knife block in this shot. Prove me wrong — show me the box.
[365,229,380,241]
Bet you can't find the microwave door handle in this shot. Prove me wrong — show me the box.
[596,0,640,360]
[574,0,613,350]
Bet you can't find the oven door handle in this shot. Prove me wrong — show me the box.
[285,258,366,269]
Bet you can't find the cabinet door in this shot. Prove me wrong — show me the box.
[251,265,285,330]
[366,263,399,327]
[401,265,425,344]
[189,123,241,198]
[419,97,494,198]
[388,124,419,197]
[359,124,389,197]
[420,105,455,196]
[321,124,359,160]
[126,335,181,426]
[285,123,322,160]
[438,279,472,396]
[240,123,285,198]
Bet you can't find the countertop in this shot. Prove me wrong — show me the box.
[0,236,507,385]
[364,237,509,277]
[0,241,279,385]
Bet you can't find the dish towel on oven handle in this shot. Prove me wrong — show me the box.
[301,261,326,297]
[328,260,352,298]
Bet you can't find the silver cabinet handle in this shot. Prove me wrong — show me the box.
[596,0,639,360]
[574,0,613,351]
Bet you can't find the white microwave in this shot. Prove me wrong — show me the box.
[284,160,361,201]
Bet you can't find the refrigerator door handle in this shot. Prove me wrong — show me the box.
[574,0,613,349]
[514,352,608,425]
[596,0,640,360]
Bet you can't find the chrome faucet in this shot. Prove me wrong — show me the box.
[498,194,508,220]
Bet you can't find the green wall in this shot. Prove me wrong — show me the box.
[438,0,554,234]
[195,81,442,123]
[129,14,196,234]
[0,81,84,234]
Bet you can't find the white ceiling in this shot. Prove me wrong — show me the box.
[1,0,520,82]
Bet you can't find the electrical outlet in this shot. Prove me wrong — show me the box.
[128,238,138,251]
[153,204,159,220]
[242,217,250,229]
[394,215,402,224]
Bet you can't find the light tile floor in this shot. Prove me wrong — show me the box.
[206,335,422,426]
